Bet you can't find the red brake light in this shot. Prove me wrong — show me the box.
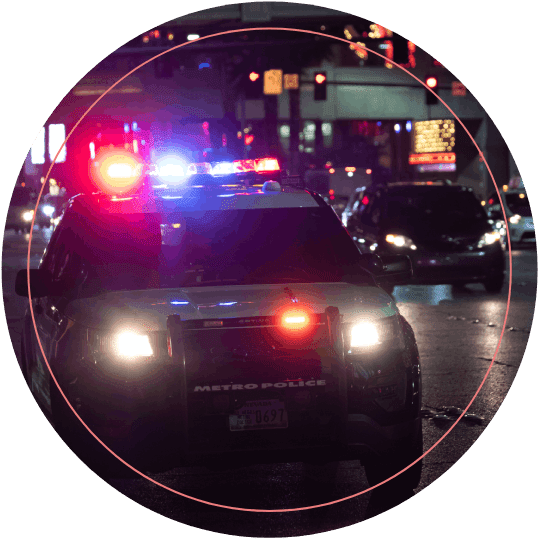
[362,196,369,205]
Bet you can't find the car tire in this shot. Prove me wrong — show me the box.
[483,273,504,293]
[363,421,423,492]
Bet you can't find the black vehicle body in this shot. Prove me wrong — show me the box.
[346,183,506,292]
[17,184,422,487]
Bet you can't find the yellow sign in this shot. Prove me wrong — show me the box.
[284,74,299,90]
[264,69,283,95]
[413,120,455,154]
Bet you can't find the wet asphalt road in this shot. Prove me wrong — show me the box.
[2,228,536,536]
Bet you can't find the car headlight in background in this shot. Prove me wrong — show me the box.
[477,231,501,248]
[509,214,522,225]
[22,210,34,222]
[385,234,417,250]
[42,205,55,217]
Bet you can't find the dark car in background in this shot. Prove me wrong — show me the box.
[346,182,505,293]
[5,186,36,233]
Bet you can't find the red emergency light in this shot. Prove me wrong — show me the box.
[281,308,311,330]
[233,158,280,174]
[92,150,144,195]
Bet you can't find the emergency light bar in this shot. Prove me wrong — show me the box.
[93,151,144,195]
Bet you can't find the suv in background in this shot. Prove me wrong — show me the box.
[487,189,535,247]
[346,182,505,293]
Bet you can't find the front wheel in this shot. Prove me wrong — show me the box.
[363,422,423,492]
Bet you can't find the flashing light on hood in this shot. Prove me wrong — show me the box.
[281,309,311,330]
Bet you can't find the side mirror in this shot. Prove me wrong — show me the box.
[358,253,385,275]
[15,269,53,298]
[375,254,413,286]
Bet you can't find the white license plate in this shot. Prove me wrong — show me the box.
[229,399,288,431]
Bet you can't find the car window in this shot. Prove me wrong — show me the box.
[65,205,368,296]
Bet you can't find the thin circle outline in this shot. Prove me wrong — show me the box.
[25,25,513,513]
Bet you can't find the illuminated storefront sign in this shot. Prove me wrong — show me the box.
[412,119,455,154]
[417,163,457,173]
[409,152,456,165]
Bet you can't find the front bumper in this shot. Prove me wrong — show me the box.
[508,221,535,243]
[403,246,505,285]
[60,312,421,467]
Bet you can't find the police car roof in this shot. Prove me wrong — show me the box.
[73,184,321,215]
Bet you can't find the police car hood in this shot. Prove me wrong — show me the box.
[65,283,398,331]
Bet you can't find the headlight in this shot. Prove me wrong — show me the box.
[42,205,55,217]
[385,233,417,250]
[348,316,403,351]
[22,210,34,222]
[89,330,156,360]
[509,214,522,225]
[113,331,154,358]
[477,231,500,248]
[350,322,379,347]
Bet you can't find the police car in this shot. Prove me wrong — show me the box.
[16,158,422,490]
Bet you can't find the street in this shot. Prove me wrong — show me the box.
[2,227,535,536]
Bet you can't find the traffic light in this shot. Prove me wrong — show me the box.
[246,71,263,99]
[425,75,439,105]
[314,72,327,101]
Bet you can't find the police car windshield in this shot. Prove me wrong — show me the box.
[70,206,366,295]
